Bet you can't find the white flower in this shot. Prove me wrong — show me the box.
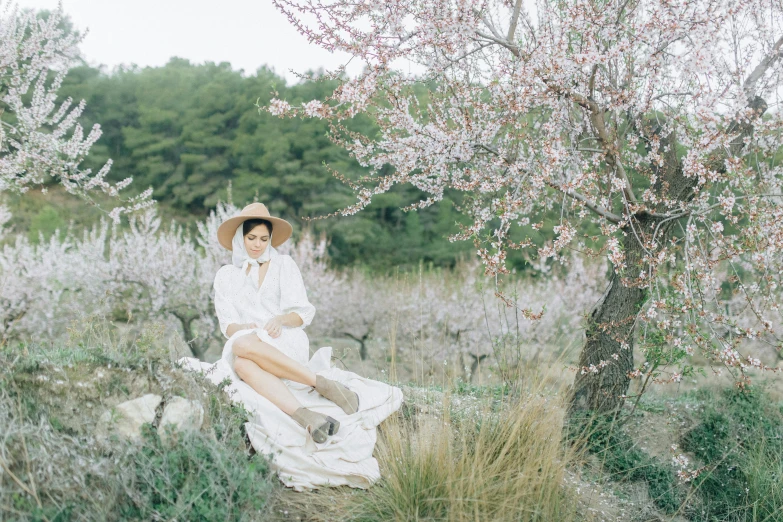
[268,98,291,116]
[302,100,324,118]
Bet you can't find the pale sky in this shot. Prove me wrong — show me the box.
[11,0,364,83]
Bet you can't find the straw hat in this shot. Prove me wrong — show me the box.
[217,202,293,250]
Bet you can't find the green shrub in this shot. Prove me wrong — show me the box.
[116,425,272,521]
[572,413,684,514]
[28,204,65,244]
[681,387,783,522]
[0,411,274,521]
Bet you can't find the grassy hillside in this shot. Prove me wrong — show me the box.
[4,315,781,521]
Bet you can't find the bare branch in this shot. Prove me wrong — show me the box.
[479,12,505,41]
[743,35,783,100]
[507,0,523,42]
[545,180,622,223]
[475,30,520,57]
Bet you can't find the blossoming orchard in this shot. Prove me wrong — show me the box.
[0,2,603,382]
[269,0,783,413]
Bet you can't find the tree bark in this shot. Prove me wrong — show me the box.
[568,113,695,415]
[570,213,653,414]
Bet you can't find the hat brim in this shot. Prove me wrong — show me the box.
[217,216,293,250]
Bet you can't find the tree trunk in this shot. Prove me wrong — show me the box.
[469,353,489,382]
[569,213,673,414]
[172,310,204,359]
[344,331,370,360]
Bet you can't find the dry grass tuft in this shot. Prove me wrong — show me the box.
[271,392,582,522]
[353,391,580,522]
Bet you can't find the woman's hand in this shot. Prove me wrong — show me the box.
[263,316,285,338]
[225,322,259,338]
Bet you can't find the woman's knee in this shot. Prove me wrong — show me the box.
[234,335,276,362]
[233,334,259,359]
[233,356,257,378]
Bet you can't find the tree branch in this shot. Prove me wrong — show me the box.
[507,0,524,42]
[545,180,622,223]
[479,12,505,41]
[587,109,638,204]
[700,36,783,174]
[473,142,620,222]
[343,331,370,343]
[542,79,593,109]
[743,35,783,100]
[544,79,638,204]
[475,30,520,58]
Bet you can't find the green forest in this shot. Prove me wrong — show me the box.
[5,57,495,271]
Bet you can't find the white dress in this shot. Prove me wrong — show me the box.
[213,253,316,367]
[179,253,403,491]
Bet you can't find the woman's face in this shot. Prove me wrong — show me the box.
[244,223,270,259]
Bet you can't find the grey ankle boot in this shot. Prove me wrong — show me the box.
[315,375,360,415]
[290,407,339,443]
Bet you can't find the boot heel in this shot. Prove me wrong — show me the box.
[291,407,336,444]
[325,416,340,435]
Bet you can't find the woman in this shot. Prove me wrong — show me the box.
[181,202,403,491]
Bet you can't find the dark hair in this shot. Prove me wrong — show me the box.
[243,218,273,237]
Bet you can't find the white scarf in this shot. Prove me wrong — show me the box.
[231,224,278,287]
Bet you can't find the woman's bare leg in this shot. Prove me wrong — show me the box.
[233,333,317,387]
[233,357,302,415]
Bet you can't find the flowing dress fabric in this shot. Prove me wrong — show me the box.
[179,253,403,491]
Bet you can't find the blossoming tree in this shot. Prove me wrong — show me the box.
[269,0,783,413]
[0,1,152,221]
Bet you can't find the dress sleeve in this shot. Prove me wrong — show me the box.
[214,267,242,339]
[279,255,316,329]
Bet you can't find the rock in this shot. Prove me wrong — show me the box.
[159,397,204,442]
[97,394,162,441]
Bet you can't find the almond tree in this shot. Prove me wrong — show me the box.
[0,220,112,343]
[388,254,605,383]
[0,1,153,344]
[312,268,385,360]
[0,200,352,357]
[108,208,219,358]
[0,205,226,352]
[0,1,152,220]
[269,0,783,413]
